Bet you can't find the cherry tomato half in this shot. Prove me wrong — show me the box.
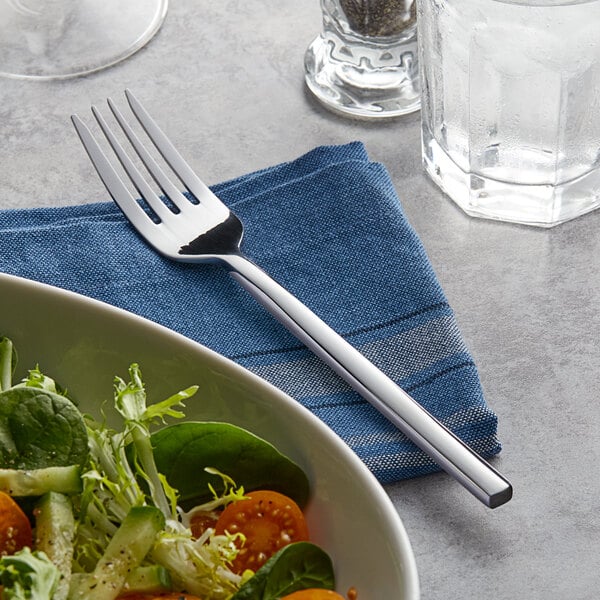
[214,490,309,574]
[189,509,219,539]
[0,491,32,556]
[280,590,346,600]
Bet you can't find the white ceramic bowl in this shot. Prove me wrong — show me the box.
[0,272,419,599]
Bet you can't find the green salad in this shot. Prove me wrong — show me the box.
[0,336,340,600]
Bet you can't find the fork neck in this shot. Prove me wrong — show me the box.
[219,252,255,272]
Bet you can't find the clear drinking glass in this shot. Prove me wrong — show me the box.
[305,0,420,118]
[0,0,167,80]
[417,0,600,227]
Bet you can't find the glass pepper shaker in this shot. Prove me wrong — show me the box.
[304,0,420,119]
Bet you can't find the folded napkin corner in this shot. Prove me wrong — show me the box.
[0,142,502,484]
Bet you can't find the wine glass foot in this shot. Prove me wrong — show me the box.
[0,0,168,80]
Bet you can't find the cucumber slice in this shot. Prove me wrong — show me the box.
[71,565,172,597]
[0,465,82,496]
[34,492,75,600]
[70,505,165,600]
[120,565,172,594]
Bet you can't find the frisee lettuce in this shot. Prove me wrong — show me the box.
[73,364,244,596]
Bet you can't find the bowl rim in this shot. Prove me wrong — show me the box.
[0,272,420,598]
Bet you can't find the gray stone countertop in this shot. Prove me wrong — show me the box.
[1,2,599,598]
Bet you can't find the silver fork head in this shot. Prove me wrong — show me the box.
[71,89,243,262]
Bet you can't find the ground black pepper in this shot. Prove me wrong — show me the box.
[338,0,416,37]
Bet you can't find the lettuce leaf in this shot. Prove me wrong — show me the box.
[0,548,60,600]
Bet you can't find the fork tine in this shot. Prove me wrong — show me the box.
[124,89,227,215]
[106,97,197,217]
[90,106,179,226]
[71,115,160,244]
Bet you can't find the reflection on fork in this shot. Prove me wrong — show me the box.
[71,90,513,508]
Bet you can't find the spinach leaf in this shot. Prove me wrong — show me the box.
[150,422,310,509]
[0,387,88,470]
[231,542,335,600]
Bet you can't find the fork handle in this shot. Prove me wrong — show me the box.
[226,254,512,508]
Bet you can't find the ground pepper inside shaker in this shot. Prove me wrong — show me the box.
[338,0,416,37]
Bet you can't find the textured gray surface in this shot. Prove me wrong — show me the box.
[1,1,600,598]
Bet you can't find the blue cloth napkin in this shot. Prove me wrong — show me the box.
[0,142,501,484]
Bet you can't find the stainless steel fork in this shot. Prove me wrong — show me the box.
[72,90,512,508]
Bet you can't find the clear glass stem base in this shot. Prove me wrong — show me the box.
[422,126,600,228]
[0,0,168,80]
[304,33,420,119]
